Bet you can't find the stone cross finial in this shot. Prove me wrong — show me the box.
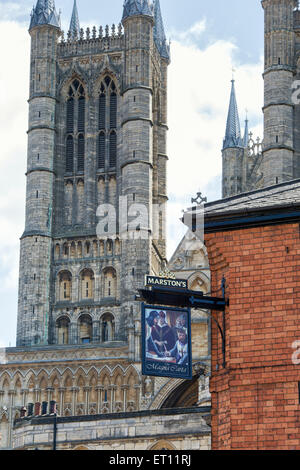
[191,192,207,205]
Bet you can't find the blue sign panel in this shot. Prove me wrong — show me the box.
[141,304,193,380]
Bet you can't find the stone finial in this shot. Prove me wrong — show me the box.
[191,192,207,205]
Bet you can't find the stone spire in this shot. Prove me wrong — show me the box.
[29,0,60,30]
[69,0,80,39]
[122,0,153,21]
[153,0,170,60]
[243,116,249,148]
[223,80,243,149]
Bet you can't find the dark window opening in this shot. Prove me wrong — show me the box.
[99,94,106,130]
[66,136,74,173]
[110,93,117,129]
[77,134,85,172]
[98,132,105,169]
[109,131,117,168]
[67,98,74,134]
[78,96,85,132]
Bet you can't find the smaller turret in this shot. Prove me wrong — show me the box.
[243,116,249,148]
[223,79,243,150]
[29,0,60,30]
[122,0,153,21]
[69,0,80,39]
[222,79,245,198]
[153,0,170,61]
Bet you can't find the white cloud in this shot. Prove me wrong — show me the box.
[169,19,207,45]
[0,2,31,22]
[0,21,29,344]
[166,22,264,258]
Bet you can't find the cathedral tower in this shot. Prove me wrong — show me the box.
[16,0,169,351]
[262,0,297,186]
[17,1,61,346]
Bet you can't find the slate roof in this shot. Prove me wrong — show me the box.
[182,179,300,234]
[205,179,300,217]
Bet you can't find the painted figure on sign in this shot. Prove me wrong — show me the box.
[166,328,188,365]
[155,311,176,354]
[145,311,164,358]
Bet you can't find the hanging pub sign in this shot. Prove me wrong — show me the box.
[145,275,188,290]
[141,304,193,380]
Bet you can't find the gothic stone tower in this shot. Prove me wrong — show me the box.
[221,79,260,198]
[17,0,170,350]
[262,0,297,186]
[222,0,300,198]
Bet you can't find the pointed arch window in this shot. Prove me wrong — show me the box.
[97,76,118,171]
[65,79,86,174]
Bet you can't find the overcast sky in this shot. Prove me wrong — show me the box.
[0,0,264,347]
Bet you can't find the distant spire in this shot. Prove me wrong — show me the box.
[29,0,60,30]
[243,114,249,148]
[223,79,243,149]
[122,0,153,21]
[69,0,80,39]
[153,0,170,60]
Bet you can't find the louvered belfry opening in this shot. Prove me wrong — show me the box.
[65,79,86,175]
[97,76,118,171]
[66,135,74,173]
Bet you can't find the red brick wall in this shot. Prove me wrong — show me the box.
[205,222,300,450]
